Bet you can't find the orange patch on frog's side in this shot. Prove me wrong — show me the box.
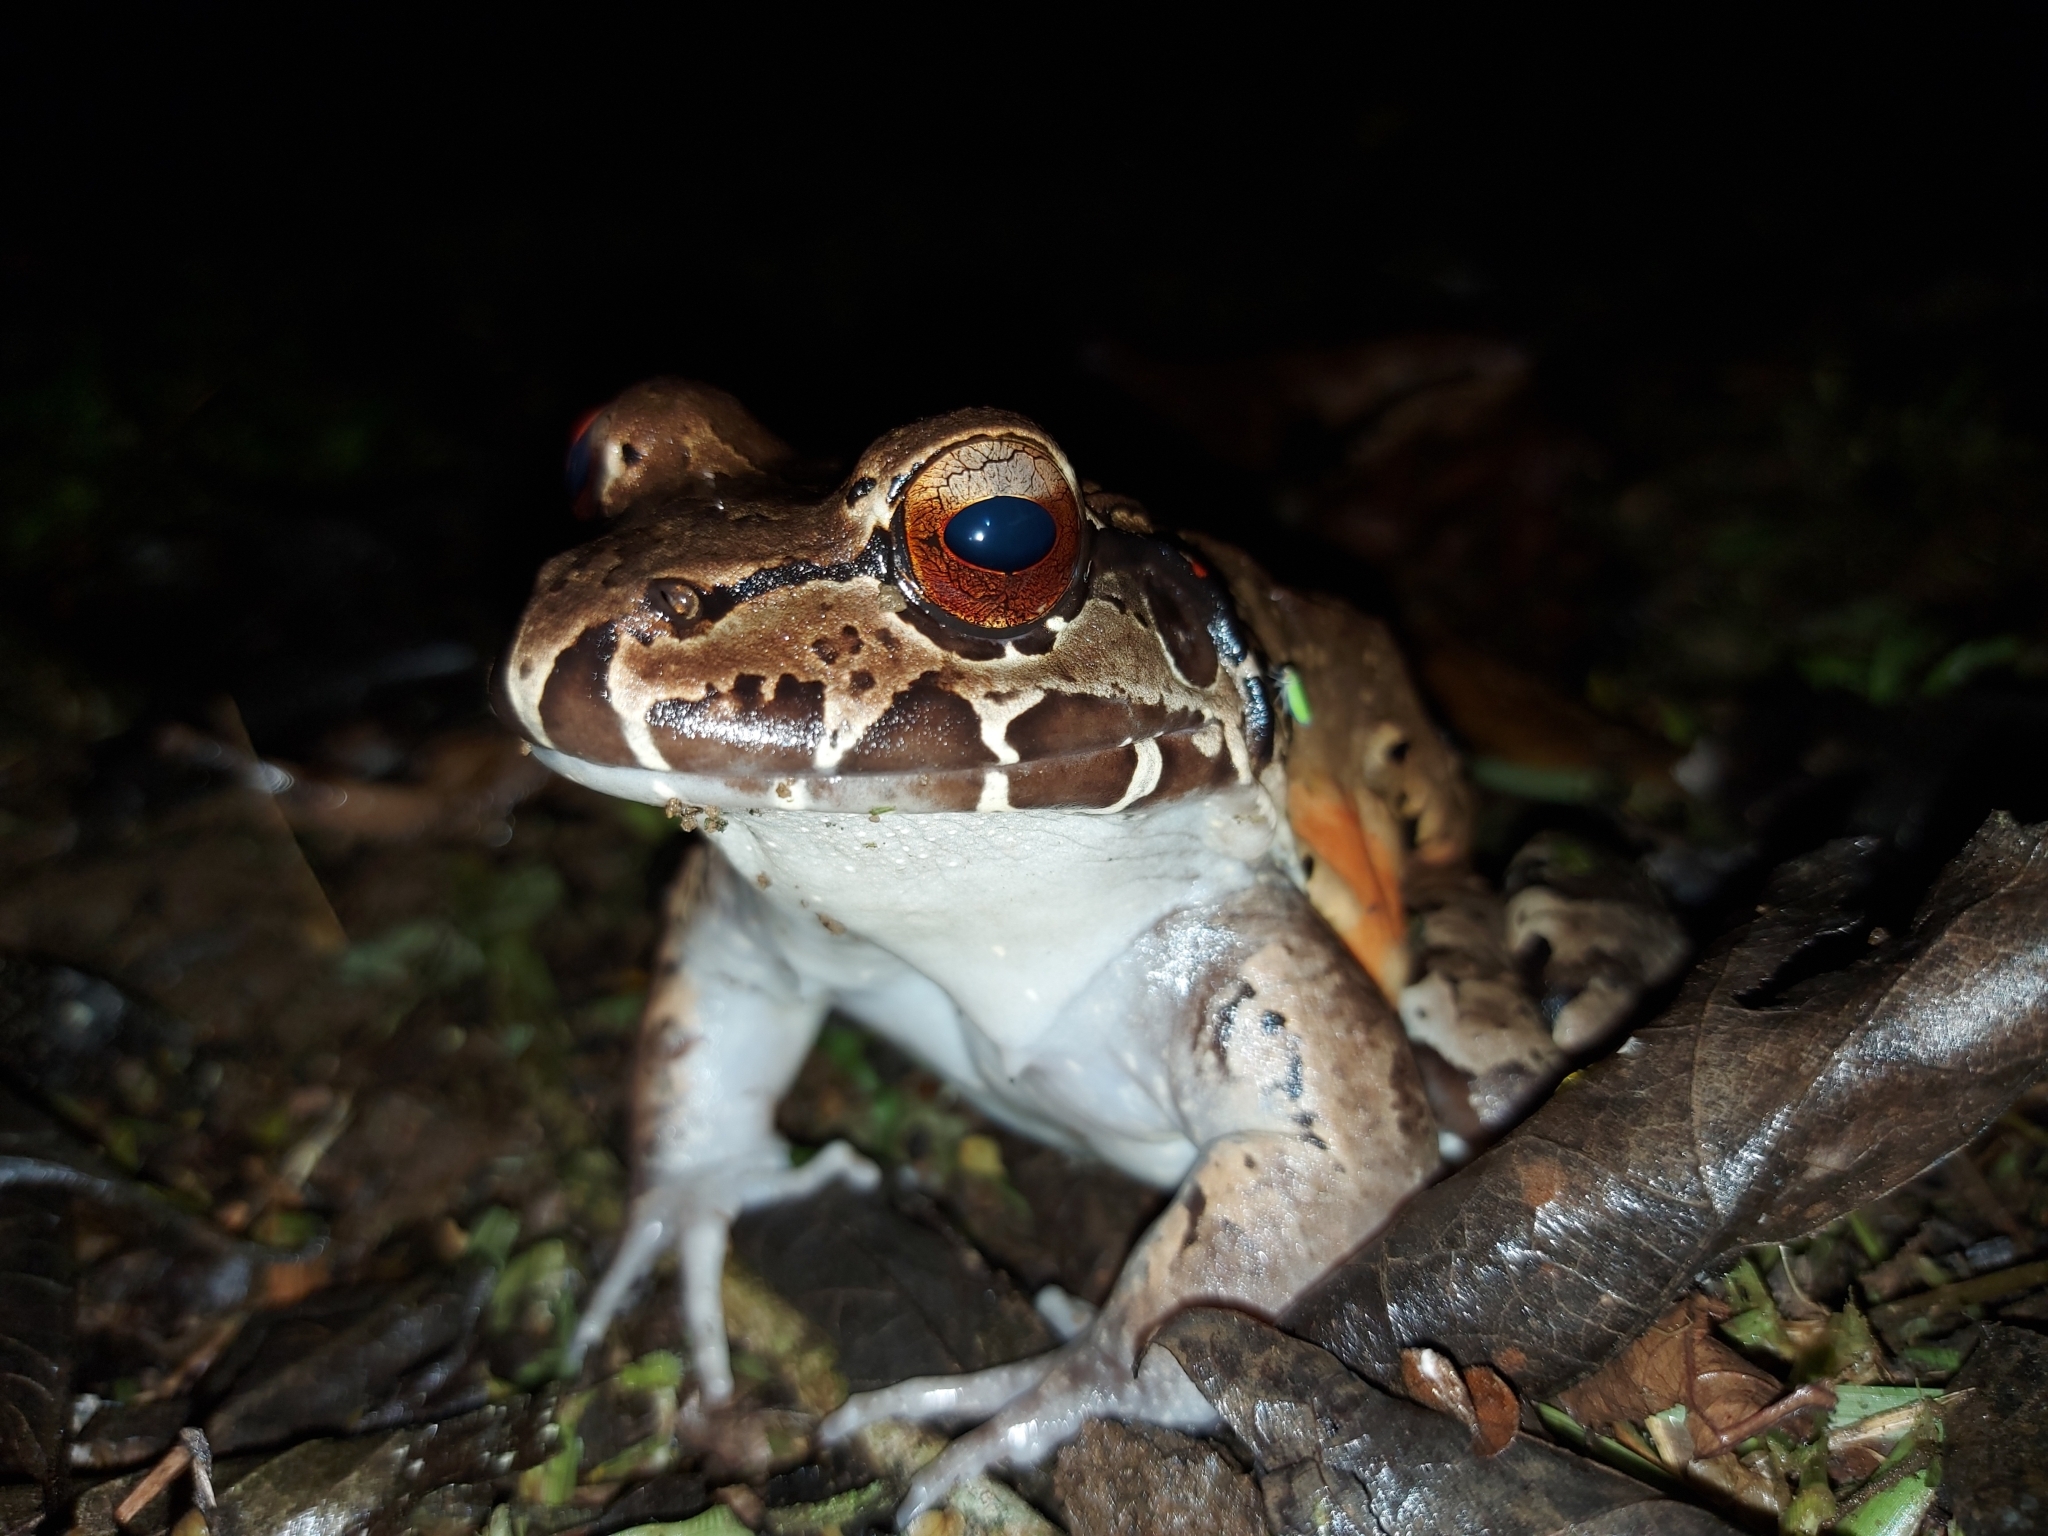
[1289,770,1409,1000]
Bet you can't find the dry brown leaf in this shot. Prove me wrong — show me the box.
[1554,1293,1778,1442]
[1399,1346,1477,1430]
[1465,1365,1519,1457]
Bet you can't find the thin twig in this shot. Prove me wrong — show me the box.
[114,1442,192,1526]
[1689,1382,1838,1458]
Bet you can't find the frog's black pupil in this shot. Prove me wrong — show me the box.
[942,496,1057,572]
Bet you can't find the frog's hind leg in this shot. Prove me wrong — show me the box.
[833,882,1437,1524]
[820,1337,1219,1525]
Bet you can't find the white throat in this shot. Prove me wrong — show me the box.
[706,783,1279,1047]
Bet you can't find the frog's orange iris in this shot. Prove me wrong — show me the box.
[898,436,1084,630]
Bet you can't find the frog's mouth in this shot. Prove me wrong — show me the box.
[522,725,1240,816]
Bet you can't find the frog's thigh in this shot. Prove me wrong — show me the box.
[1125,883,1439,1324]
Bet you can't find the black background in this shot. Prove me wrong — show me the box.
[4,15,2042,754]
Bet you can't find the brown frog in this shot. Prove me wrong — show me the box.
[494,380,1685,1522]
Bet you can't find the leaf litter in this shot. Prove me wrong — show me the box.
[3,426,2048,1534]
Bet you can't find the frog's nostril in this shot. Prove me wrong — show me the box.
[943,497,1058,573]
[649,579,701,623]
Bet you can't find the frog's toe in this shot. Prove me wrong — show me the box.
[891,1342,1219,1527]
[1505,886,1688,1052]
[569,1143,880,1379]
[1032,1284,1099,1341]
[567,1182,697,1372]
[821,1355,1056,1443]
[1399,971,1564,1134]
[746,1138,882,1203]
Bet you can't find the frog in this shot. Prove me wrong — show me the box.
[494,379,1685,1522]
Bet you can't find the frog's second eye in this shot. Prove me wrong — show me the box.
[943,497,1058,571]
[899,436,1084,631]
[566,405,604,518]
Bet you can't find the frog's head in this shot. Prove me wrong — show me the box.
[496,380,1272,814]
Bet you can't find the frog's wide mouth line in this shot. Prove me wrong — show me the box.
[532,723,1243,815]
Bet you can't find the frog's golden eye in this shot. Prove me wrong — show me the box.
[898,437,1085,630]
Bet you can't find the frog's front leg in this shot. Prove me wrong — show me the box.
[824,884,1437,1523]
[571,847,878,1394]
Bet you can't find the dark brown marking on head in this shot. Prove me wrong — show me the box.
[890,602,1008,661]
[1004,692,1205,761]
[646,673,826,774]
[1179,1184,1207,1251]
[538,623,631,764]
[1011,627,1057,656]
[1050,574,1091,625]
[810,636,840,664]
[1141,730,1238,805]
[1138,565,1219,686]
[909,770,984,811]
[839,625,864,656]
[849,670,876,691]
[837,674,996,773]
[1005,742,1139,810]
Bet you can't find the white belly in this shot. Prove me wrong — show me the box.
[704,782,1280,1182]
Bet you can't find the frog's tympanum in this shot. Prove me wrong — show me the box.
[496,381,1685,1521]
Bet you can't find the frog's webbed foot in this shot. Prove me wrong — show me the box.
[1398,869,1565,1136]
[567,1139,879,1394]
[1505,832,1689,1053]
[819,1332,1219,1527]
